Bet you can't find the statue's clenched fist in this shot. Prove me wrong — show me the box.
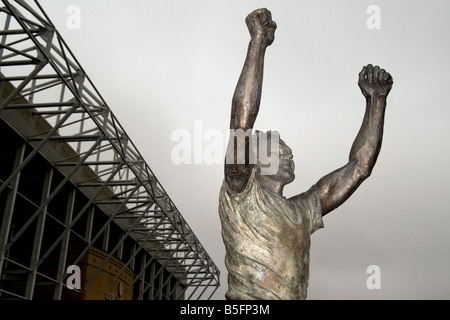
[358,64,393,99]
[245,8,277,46]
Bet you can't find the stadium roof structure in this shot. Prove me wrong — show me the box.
[0,0,219,300]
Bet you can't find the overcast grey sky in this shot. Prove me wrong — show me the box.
[41,0,450,299]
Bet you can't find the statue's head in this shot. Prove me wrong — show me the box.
[255,131,295,191]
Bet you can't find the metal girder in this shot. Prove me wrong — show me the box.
[0,0,220,300]
[0,143,25,276]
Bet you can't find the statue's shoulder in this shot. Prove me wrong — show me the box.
[222,167,258,198]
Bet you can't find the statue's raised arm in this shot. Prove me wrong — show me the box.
[310,64,393,216]
[225,8,277,193]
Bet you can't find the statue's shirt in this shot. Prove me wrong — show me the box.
[219,170,324,300]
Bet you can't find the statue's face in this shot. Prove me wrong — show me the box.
[257,138,295,185]
[273,142,295,184]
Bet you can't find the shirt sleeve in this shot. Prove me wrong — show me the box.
[291,185,324,234]
[223,167,257,199]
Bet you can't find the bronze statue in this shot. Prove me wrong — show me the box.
[218,8,393,300]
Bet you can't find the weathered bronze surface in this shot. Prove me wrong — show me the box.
[218,8,393,300]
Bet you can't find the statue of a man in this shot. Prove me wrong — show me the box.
[218,8,393,300]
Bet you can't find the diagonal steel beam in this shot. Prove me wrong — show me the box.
[4,134,103,251]
[109,215,167,289]
[84,200,157,289]
[0,102,79,195]
[37,160,125,266]
[0,59,47,112]
[122,228,177,297]
[0,143,25,276]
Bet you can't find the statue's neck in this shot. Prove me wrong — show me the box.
[256,174,284,196]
